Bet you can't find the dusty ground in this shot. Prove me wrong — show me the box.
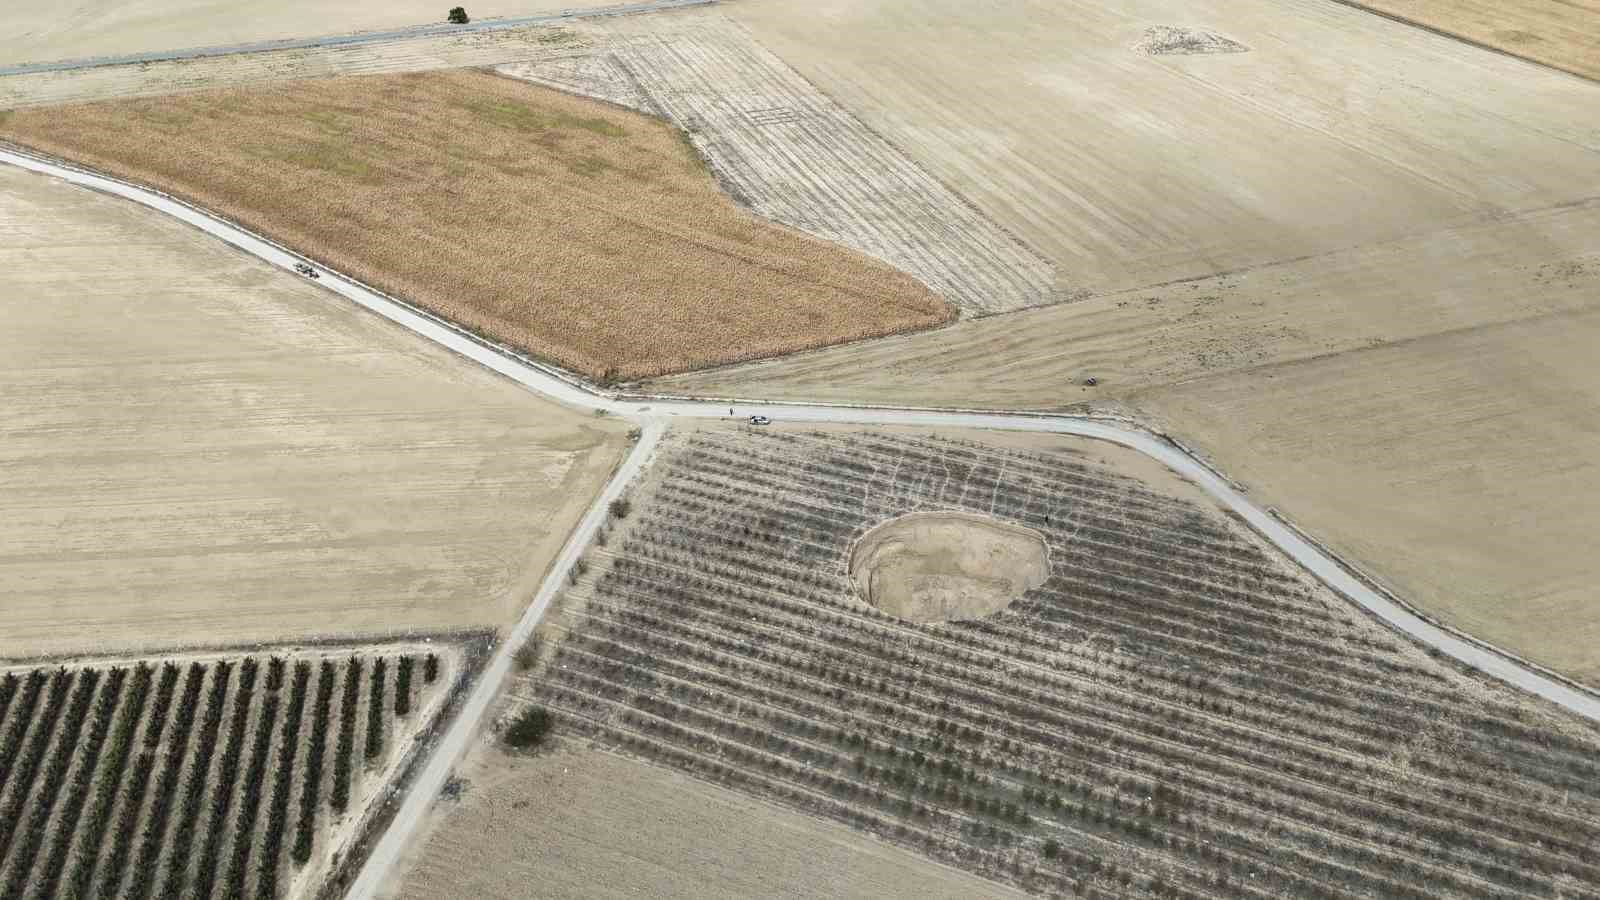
[653,0,1600,685]
[1343,0,1600,81]
[0,163,627,657]
[385,742,1024,900]
[0,25,595,109]
[850,511,1049,623]
[500,14,1056,314]
[0,69,949,381]
[0,0,623,66]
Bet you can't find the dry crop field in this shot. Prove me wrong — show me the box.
[0,0,621,68]
[501,14,1056,315]
[0,69,950,381]
[655,0,1600,683]
[0,26,594,109]
[391,744,1024,899]
[1341,0,1600,80]
[0,164,626,656]
[0,638,476,900]
[503,427,1600,899]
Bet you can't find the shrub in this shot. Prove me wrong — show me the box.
[609,497,632,520]
[447,6,469,24]
[514,636,541,671]
[1044,838,1061,859]
[504,706,554,751]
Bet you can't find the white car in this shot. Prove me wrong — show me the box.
[293,262,319,279]
[749,415,772,426]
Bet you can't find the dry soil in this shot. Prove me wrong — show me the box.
[385,743,1024,900]
[0,0,624,67]
[1343,0,1600,81]
[0,69,950,381]
[653,0,1600,685]
[0,163,627,657]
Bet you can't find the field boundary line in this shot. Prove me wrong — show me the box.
[0,0,716,77]
[1320,0,1600,87]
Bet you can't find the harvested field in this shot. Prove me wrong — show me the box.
[1339,0,1600,81]
[500,14,1056,314]
[0,0,621,68]
[0,164,626,656]
[0,69,950,380]
[656,0,1600,683]
[387,744,1024,899]
[509,425,1600,898]
[0,638,474,900]
[0,26,594,109]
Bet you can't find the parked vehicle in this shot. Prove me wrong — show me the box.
[749,415,772,426]
[293,262,319,279]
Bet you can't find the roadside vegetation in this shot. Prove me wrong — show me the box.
[523,427,1600,898]
[0,69,951,382]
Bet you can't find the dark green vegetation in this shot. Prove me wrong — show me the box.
[503,706,554,752]
[0,646,447,898]
[529,429,1600,899]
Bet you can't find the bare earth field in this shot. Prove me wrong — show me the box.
[1344,0,1600,81]
[501,13,1057,314]
[0,0,624,67]
[0,164,627,657]
[388,744,1023,900]
[0,25,595,109]
[652,0,1600,684]
[398,424,1600,898]
[0,69,949,380]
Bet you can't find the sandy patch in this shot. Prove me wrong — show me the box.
[849,511,1049,623]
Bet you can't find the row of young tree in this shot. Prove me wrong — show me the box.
[0,648,445,898]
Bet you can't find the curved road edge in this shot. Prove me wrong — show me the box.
[5,149,1599,898]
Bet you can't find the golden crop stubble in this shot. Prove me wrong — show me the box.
[0,69,953,380]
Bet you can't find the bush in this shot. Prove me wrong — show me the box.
[504,706,553,751]
[514,637,541,672]
[609,497,632,520]
[1043,838,1061,859]
[447,6,469,24]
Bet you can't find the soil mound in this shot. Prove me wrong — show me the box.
[849,512,1049,623]
[1135,26,1249,56]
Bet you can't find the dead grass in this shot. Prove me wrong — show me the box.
[0,69,952,380]
[1341,0,1600,81]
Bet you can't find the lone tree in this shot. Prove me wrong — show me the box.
[504,706,553,751]
[447,7,470,24]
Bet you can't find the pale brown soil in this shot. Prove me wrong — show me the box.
[1343,0,1600,81]
[850,511,1049,623]
[481,423,1600,898]
[0,164,627,657]
[385,743,1024,900]
[0,69,952,381]
[652,0,1600,685]
[0,25,595,109]
[0,0,622,67]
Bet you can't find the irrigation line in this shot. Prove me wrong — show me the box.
[3,149,1598,900]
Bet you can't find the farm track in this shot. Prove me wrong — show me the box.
[0,644,459,899]
[5,96,1600,897]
